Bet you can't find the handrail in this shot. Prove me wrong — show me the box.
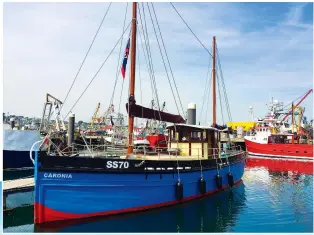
[80,134,95,158]
[44,134,244,159]
[29,140,43,165]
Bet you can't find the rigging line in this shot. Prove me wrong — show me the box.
[147,2,181,118]
[139,4,160,109]
[216,58,228,124]
[61,2,112,112]
[216,45,232,123]
[151,2,185,118]
[199,56,212,124]
[216,43,232,122]
[110,2,129,107]
[63,20,132,120]
[142,9,161,114]
[217,72,225,124]
[137,19,156,104]
[138,6,157,104]
[141,4,161,123]
[118,28,131,114]
[140,4,157,104]
[138,5,154,102]
[117,80,125,114]
[141,3,161,111]
[170,2,212,57]
[204,46,213,125]
[137,34,143,106]
[204,71,212,125]
[136,29,144,120]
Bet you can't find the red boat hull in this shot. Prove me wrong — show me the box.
[245,139,313,161]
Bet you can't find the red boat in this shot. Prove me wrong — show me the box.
[245,128,313,161]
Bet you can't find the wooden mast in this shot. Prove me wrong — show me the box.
[127,2,137,155]
[212,36,216,125]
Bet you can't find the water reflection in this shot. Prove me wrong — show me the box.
[34,182,246,233]
[244,157,313,232]
[246,156,313,175]
[4,158,313,233]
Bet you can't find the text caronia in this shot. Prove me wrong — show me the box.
[44,173,72,179]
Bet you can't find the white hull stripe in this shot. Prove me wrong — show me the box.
[247,152,313,162]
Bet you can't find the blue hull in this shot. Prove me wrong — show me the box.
[35,153,246,224]
[35,182,246,232]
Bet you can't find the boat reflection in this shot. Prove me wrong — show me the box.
[246,156,313,175]
[35,181,246,233]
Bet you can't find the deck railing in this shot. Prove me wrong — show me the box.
[44,131,243,159]
[47,142,243,160]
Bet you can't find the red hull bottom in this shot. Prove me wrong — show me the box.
[35,179,242,224]
[245,139,313,161]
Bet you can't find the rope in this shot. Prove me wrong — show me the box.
[138,4,168,139]
[137,25,156,104]
[139,3,161,111]
[110,3,129,108]
[215,43,233,145]
[174,124,181,182]
[109,3,128,148]
[200,57,212,125]
[217,72,225,124]
[170,2,212,57]
[204,66,213,125]
[215,156,220,175]
[61,3,112,112]
[199,157,203,178]
[151,2,186,118]
[64,20,132,120]
[146,3,180,120]
[216,43,232,123]
[138,7,156,103]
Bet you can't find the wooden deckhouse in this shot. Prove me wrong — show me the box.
[167,124,220,159]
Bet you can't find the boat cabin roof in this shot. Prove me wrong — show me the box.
[166,123,219,132]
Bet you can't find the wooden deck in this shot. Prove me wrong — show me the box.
[3,177,35,210]
[221,137,245,142]
[3,177,34,195]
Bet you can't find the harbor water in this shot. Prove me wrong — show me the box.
[3,157,313,233]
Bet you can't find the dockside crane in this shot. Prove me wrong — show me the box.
[282,89,313,122]
[90,103,101,131]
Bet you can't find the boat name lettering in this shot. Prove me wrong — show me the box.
[44,173,73,179]
[106,161,129,169]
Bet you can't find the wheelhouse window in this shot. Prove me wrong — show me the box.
[167,126,213,143]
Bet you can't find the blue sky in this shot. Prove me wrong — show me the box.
[3,2,313,124]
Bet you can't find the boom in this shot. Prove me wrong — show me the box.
[282,89,313,121]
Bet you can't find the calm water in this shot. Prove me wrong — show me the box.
[3,158,313,233]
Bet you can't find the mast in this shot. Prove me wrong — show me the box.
[127,2,137,155]
[212,36,216,125]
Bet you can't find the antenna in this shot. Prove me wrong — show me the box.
[248,105,254,121]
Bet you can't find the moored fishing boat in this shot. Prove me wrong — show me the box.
[245,134,313,161]
[3,123,41,170]
[245,100,313,162]
[32,2,246,224]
